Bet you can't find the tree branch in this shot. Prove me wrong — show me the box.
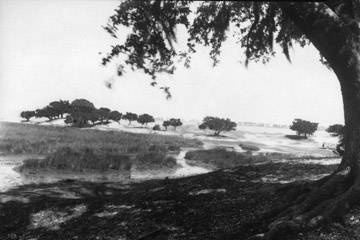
[278,2,345,65]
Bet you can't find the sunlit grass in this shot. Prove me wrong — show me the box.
[0,121,202,155]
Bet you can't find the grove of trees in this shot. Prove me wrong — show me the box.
[199,116,237,136]
[101,1,360,237]
[20,99,176,130]
[289,118,318,138]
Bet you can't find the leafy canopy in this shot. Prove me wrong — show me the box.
[123,112,138,123]
[290,118,318,137]
[326,124,345,137]
[102,1,312,97]
[199,116,237,135]
[137,113,155,125]
[20,111,36,121]
[109,110,122,122]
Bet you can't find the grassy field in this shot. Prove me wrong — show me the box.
[0,121,202,155]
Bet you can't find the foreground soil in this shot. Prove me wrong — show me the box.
[1,162,360,240]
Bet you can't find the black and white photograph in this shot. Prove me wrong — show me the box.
[0,0,360,239]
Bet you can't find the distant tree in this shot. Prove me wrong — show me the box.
[109,110,122,123]
[153,124,161,131]
[199,117,237,136]
[123,112,138,125]
[20,111,36,121]
[290,119,318,138]
[326,124,345,137]
[66,112,92,128]
[88,110,100,125]
[70,99,95,113]
[327,124,345,156]
[137,113,155,126]
[162,120,171,130]
[49,100,71,118]
[96,107,111,124]
[64,115,73,125]
[67,99,96,127]
[35,106,57,121]
[169,118,182,130]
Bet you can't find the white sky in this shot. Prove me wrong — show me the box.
[0,0,344,126]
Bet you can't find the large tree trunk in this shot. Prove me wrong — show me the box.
[332,48,360,174]
[280,2,360,174]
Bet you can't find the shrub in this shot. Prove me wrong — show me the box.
[153,124,161,131]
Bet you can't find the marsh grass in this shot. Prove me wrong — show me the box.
[0,122,202,155]
[18,147,133,172]
[134,152,177,171]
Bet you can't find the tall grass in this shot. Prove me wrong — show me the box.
[0,122,202,155]
[18,147,132,172]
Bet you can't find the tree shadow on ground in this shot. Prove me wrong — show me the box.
[1,163,359,240]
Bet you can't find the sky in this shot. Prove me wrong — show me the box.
[0,0,344,126]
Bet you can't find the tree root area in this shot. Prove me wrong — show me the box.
[1,162,360,240]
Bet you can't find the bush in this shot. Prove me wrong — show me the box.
[153,124,161,131]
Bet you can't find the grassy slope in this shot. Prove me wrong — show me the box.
[0,121,202,155]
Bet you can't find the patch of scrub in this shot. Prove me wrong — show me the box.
[29,204,87,230]
[189,188,226,196]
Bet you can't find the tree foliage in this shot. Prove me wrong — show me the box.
[327,123,345,156]
[96,107,111,123]
[71,99,96,113]
[49,100,71,118]
[35,106,58,121]
[289,118,318,137]
[109,110,122,122]
[123,112,138,125]
[67,99,96,127]
[20,111,36,121]
[153,124,161,131]
[137,113,155,126]
[199,116,237,136]
[169,118,182,130]
[101,1,317,97]
[162,120,171,130]
[326,124,345,137]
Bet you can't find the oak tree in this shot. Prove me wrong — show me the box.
[102,1,360,237]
